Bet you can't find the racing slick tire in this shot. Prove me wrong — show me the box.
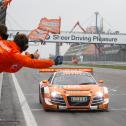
[39,86,47,110]
[39,86,43,104]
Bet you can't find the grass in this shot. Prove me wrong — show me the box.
[64,63,126,70]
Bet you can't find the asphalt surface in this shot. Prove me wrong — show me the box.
[0,73,26,126]
[0,65,126,126]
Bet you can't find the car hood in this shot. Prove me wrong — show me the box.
[49,84,103,96]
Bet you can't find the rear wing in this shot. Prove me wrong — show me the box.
[39,68,93,74]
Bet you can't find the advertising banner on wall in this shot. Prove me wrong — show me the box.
[8,31,126,45]
[45,32,126,44]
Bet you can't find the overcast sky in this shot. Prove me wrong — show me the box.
[5,0,126,58]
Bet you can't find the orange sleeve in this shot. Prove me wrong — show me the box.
[4,66,23,73]
[11,53,54,69]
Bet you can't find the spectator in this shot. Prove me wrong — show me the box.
[0,24,61,73]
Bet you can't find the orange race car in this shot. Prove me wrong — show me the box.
[39,68,109,111]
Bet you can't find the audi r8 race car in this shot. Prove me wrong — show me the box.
[39,68,109,111]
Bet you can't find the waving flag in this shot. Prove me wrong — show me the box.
[28,29,49,41]
[38,17,61,34]
[2,0,12,7]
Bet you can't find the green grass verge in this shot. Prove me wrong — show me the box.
[64,63,126,70]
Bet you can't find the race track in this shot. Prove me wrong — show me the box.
[2,65,126,126]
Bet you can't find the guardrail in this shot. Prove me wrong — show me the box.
[63,61,126,66]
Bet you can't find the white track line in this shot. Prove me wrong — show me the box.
[24,93,38,96]
[0,73,3,104]
[31,109,44,111]
[12,74,38,126]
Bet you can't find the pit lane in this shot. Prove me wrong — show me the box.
[10,65,126,126]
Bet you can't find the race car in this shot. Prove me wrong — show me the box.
[39,68,109,111]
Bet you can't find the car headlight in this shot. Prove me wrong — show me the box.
[95,92,103,98]
[51,92,62,98]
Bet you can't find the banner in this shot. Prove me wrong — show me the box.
[44,31,126,44]
[28,29,49,41]
[38,17,61,34]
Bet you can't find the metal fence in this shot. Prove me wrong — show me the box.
[63,49,126,63]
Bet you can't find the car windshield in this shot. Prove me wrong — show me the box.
[52,72,96,85]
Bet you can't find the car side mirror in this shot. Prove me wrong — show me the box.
[98,80,104,84]
[42,80,49,86]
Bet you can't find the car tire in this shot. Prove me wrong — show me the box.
[39,86,42,104]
